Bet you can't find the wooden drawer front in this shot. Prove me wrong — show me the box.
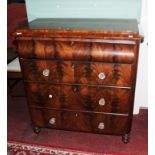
[21,60,132,87]
[30,108,129,134]
[74,62,132,86]
[20,60,74,83]
[26,83,131,113]
[17,40,135,63]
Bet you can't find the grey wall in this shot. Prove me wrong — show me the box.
[25,0,142,22]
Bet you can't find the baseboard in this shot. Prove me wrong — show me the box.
[133,106,148,115]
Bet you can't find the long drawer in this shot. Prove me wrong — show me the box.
[26,83,131,114]
[17,39,135,63]
[20,59,132,87]
[29,108,129,135]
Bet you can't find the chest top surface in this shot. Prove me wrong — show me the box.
[14,18,141,40]
[28,18,138,32]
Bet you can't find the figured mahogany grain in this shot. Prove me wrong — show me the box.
[29,108,128,135]
[17,39,135,63]
[26,83,131,114]
[20,59,132,87]
[14,19,142,142]
[74,62,132,86]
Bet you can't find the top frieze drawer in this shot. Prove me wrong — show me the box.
[16,39,135,63]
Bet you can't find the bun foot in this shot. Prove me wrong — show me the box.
[32,125,41,134]
[122,133,130,144]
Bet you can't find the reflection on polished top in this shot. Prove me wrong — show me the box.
[20,18,138,33]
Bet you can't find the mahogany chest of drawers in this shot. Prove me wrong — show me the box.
[14,18,142,143]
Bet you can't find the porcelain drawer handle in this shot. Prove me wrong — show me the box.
[49,94,53,99]
[98,72,106,80]
[49,117,56,125]
[99,98,105,106]
[43,69,50,77]
[98,122,104,130]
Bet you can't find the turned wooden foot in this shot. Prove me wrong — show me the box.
[32,125,41,134]
[122,133,130,144]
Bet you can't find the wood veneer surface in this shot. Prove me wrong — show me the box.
[14,18,142,143]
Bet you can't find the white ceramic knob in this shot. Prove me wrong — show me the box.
[98,72,106,80]
[99,98,105,106]
[98,122,104,130]
[49,94,53,99]
[43,69,50,77]
[49,117,56,125]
